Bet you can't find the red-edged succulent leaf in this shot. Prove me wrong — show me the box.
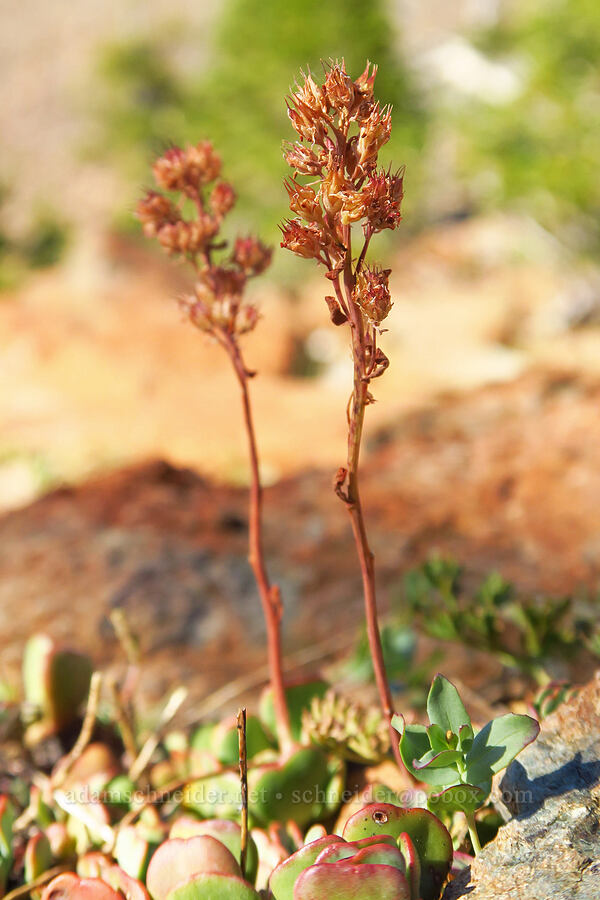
[114,826,154,881]
[24,832,54,882]
[294,862,411,900]
[101,864,150,900]
[398,833,421,900]
[313,842,356,864]
[41,873,121,900]
[0,794,15,893]
[350,843,406,872]
[164,872,260,900]
[269,835,340,900]
[169,818,258,886]
[76,853,112,878]
[146,836,241,900]
[343,804,452,900]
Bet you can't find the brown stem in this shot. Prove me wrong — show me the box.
[337,228,406,774]
[224,334,293,753]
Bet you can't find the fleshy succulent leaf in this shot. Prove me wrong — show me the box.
[293,862,411,900]
[412,748,463,770]
[24,832,54,882]
[146,836,241,900]
[427,675,471,734]
[259,680,329,743]
[0,796,15,895]
[169,819,259,886]
[428,783,487,816]
[41,873,122,900]
[465,713,540,786]
[397,833,421,900]
[164,873,260,900]
[269,835,340,900]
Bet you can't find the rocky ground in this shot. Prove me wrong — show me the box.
[1,366,599,719]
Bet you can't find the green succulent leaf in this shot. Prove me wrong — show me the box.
[166,873,260,900]
[428,783,487,816]
[269,835,340,900]
[0,797,15,894]
[293,861,411,900]
[427,675,471,734]
[465,713,540,786]
[399,724,461,786]
[426,723,449,751]
[413,748,463,770]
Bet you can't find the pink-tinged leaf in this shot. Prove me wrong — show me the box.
[354,835,397,849]
[146,836,241,900]
[76,853,112,878]
[314,843,356,864]
[397,833,420,900]
[101,864,150,900]
[269,835,340,900]
[41,873,121,900]
[350,843,406,872]
[169,818,258,886]
[24,832,53,882]
[294,862,411,900]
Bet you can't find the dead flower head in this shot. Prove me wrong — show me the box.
[137,140,271,340]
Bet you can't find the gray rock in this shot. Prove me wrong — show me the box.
[444,673,600,900]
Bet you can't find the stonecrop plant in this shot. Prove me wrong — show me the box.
[280,60,404,766]
[136,143,294,754]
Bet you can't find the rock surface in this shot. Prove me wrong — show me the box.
[444,674,600,900]
[1,371,600,714]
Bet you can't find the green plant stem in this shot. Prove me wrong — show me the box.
[465,811,482,855]
[237,707,249,878]
[226,335,293,754]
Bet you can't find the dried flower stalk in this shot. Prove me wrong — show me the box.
[137,142,293,752]
[281,61,405,770]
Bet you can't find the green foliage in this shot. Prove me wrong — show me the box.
[0,196,69,291]
[345,624,438,707]
[342,805,453,900]
[401,556,600,683]
[392,675,539,841]
[452,0,600,249]
[93,0,425,243]
[22,634,93,744]
[271,806,452,900]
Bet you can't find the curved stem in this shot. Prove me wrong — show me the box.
[465,811,482,855]
[225,335,293,754]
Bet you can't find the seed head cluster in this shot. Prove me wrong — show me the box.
[137,141,271,340]
[281,61,403,341]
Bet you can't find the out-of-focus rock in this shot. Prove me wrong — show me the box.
[444,673,600,900]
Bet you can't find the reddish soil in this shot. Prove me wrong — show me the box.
[1,369,599,717]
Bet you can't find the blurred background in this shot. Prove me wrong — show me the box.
[1,0,599,507]
[1,0,600,704]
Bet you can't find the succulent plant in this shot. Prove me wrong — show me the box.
[145,835,260,900]
[184,744,343,829]
[301,689,390,764]
[169,818,259,886]
[0,797,14,895]
[22,635,93,745]
[270,802,453,900]
[392,674,540,853]
[259,680,329,744]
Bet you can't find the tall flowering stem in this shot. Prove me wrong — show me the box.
[137,142,293,753]
[281,61,405,771]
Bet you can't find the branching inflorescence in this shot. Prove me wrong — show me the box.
[281,61,405,769]
[137,142,293,753]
